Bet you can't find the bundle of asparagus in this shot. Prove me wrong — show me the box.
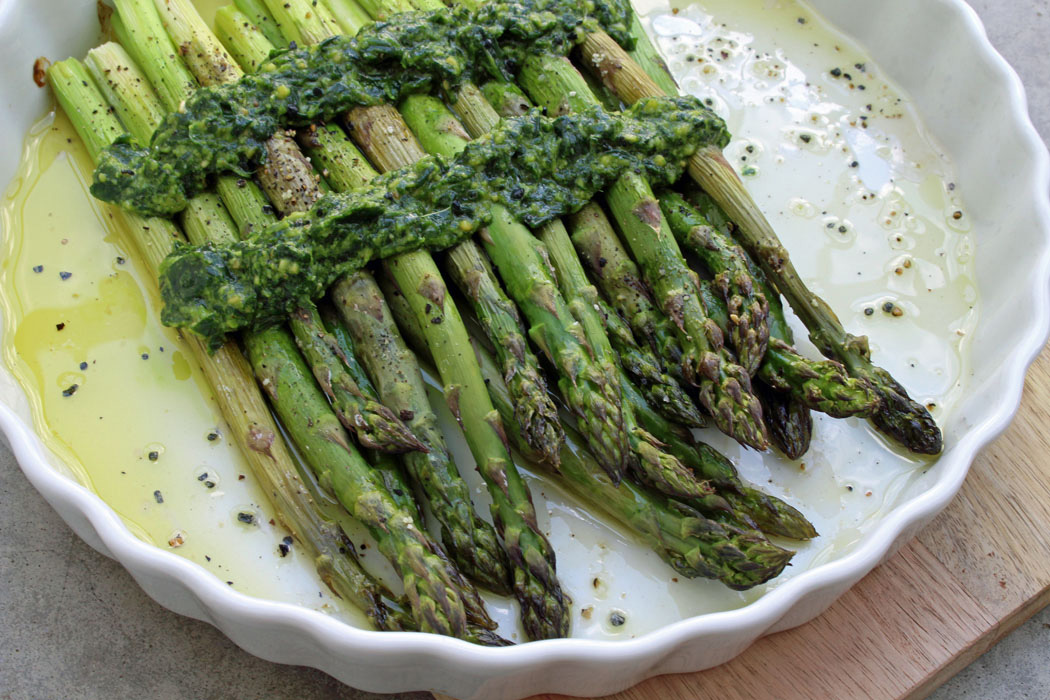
[44,0,943,644]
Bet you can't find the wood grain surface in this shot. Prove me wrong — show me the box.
[436,344,1050,700]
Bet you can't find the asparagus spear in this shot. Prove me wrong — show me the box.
[474,341,795,590]
[289,304,427,454]
[618,370,817,540]
[625,12,677,97]
[233,0,287,48]
[574,28,942,455]
[678,188,812,457]
[682,194,882,421]
[597,294,706,429]
[49,56,407,630]
[221,8,515,597]
[659,190,770,376]
[329,274,513,594]
[559,199,685,378]
[283,0,569,639]
[756,382,812,461]
[443,241,565,465]
[316,303,427,521]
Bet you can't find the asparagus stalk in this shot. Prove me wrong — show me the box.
[286,0,569,639]
[216,6,279,74]
[316,303,426,520]
[222,9,514,597]
[597,295,705,429]
[474,341,795,590]
[574,28,942,455]
[443,241,565,466]
[560,199,685,378]
[618,370,817,540]
[261,0,343,45]
[233,0,287,48]
[679,188,813,457]
[512,53,768,452]
[660,190,770,376]
[289,304,427,454]
[625,12,678,97]
[381,248,570,639]
[756,382,812,461]
[329,274,513,594]
[49,56,407,630]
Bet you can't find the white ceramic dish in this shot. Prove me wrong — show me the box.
[1,1,1048,698]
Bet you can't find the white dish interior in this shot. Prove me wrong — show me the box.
[0,0,1047,698]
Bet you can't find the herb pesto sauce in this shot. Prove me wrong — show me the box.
[158,98,730,349]
[91,0,636,216]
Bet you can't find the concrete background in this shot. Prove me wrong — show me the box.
[1,1,1048,698]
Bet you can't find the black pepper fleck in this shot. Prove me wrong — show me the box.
[237,512,255,524]
[153,490,164,503]
[148,450,159,461]
[32,265,43,273]
[609,611,626,627]
[830,67,842,77]
[56,323,65,331]
[864,307,874,316]
[59,271,72,280]
[79,361,88,370]
[62,384,79,397]
[141,353,149,360]
[198,472,209,481]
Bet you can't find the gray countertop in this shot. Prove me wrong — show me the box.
[2,1,1048,698]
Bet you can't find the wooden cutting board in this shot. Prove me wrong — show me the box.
[436,343,1050,700]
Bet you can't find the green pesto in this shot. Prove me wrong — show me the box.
[91,0,635,216]
[158,97,729,350]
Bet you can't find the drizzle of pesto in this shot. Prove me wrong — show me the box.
[91,0,635,217]
[159,98,729,350]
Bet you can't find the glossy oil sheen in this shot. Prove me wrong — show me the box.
[0,0,977,642]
